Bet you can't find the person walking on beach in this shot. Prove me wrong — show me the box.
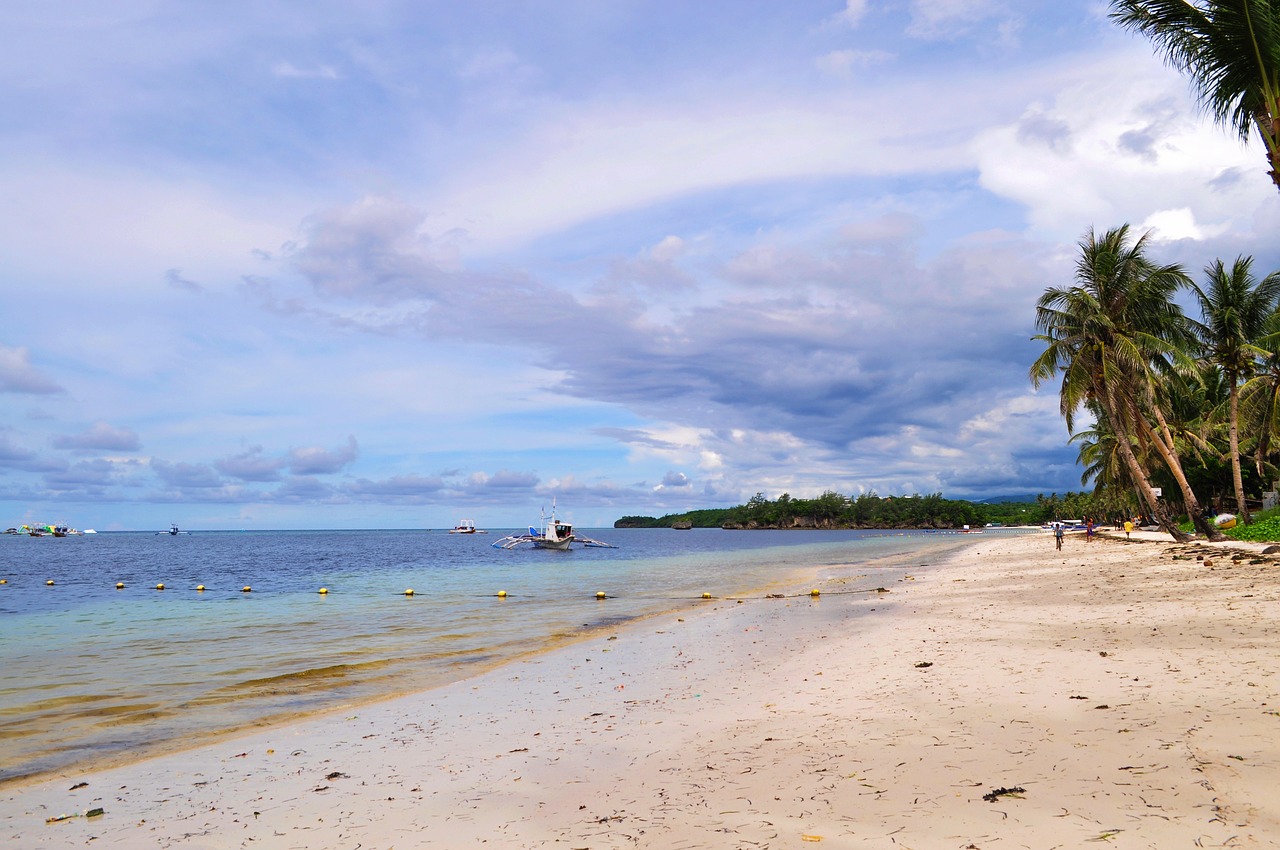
[1086,517,1094,542]
[1123,519,1133,540]
[1054,522,1064,550]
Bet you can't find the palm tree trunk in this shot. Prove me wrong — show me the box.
[1134,401,1224,541]
[1105,388,1193,542]
[1229,381,1252,524]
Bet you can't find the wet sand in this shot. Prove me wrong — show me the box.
[3,530,1278,848]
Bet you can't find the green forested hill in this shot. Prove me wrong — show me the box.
[615,491,1060,530]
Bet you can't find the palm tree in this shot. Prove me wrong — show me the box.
[1190,256,1280,523]
[1239,309,1280,478]
[1031,224,1221,542]
[1110,1,1280,191]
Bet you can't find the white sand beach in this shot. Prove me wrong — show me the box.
[4,530,1278,849]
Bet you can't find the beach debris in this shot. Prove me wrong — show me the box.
[1087,829,1123,841]
[46,807,105,824]
[914,661,933,668]
[1070,695,1088,700]
[982,786,1025,802]
[801,835,823,842]
[325,771,348,780]
[68,782,88,790]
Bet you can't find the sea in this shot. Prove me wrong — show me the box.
[0,526,996,786]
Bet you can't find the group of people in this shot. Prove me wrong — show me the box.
[1052,516,1140,549]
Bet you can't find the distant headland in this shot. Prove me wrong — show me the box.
[616,491,1055,530]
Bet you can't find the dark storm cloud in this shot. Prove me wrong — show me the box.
[283,198,1067,498]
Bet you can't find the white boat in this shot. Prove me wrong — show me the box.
[449,519,487,534]
[492,502,615,550]
[157,524,191,536]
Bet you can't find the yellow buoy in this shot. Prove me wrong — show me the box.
[156,583,166,590]
[241,586,252,593]
[701,592,712,599]
[497,590,507,597]
[0,579,7,584]
[404,589,415,596]
[318,587,329,594]
[810,589,821,597]
[195,584,204,592]
[116,582,125,589]
[46,580,55,586]
[596,591,607,599]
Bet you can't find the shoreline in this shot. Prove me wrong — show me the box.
[4,531,1278,847]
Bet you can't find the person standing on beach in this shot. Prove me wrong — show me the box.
[1086,517,1094,542]
[1054,522,1064,550]
[1124,519,1133,540]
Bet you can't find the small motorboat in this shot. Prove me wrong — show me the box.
[449,520,487,534]
[157,524,191,536]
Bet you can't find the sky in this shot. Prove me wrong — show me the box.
[2,1,1279,531]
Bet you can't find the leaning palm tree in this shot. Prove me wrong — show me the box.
[1190,255,1280,523]
[1110,1,1280,191]
[1031,224,1221,542]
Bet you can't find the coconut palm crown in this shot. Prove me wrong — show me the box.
[1110,0,1280,191]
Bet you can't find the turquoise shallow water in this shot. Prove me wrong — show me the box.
[0,527,984,785]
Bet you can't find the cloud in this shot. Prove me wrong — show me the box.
[906,0,1019,43]
[43,458,128,494]
[0,346,64,394]
[467,469,541,490]
[52,421,142,452]
[150,459,224,489]
[829,0,871,28]
[972,48,1274,242]
[272,61,340,80]
[656,470,692,491]
[290,196,464,304]
[288,435,359,475]
[165,267,205,293]
[215,445,287,482]
[816,49,894,77]
[346,474,445,499]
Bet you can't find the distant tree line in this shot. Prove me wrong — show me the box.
[615,491,1117,530]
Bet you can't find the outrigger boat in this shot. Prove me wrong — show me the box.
[492,502,616,550]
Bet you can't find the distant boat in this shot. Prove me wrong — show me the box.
[449,520,487,534]
[4,527,18,535]
[492,501,616,550]
[157,524,191,536]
